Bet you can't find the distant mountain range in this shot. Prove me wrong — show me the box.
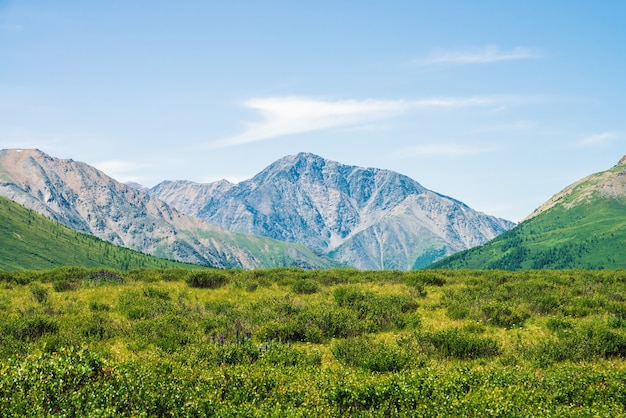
[6,148,624,271]
[432,156,626,270]
[0,149,514,270]
[150,152,514,269]
[0,149,334,269]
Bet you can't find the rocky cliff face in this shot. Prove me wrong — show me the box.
[150,179,234,218]
[151,153,514,269]
[0,149,334,269]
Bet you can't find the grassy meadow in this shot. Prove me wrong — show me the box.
[2,267,626,416]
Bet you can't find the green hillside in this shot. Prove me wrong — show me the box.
[432,194,626,270]
[431,158,626,270]
[0,196,202,270]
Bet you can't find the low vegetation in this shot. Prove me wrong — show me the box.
[0,195,203,270]
[2,267,626,416]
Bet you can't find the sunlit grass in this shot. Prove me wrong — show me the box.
[3,267,626,415]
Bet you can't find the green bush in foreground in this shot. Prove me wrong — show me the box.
[2,348,626,417]
[2,268,626,416]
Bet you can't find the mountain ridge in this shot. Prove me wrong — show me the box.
[0,149,334,269]
[151,152,514,269]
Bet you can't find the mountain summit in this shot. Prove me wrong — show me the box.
[0,149,334,269]
[524,155,626,222]
[151,152,514,269]
[433,156,626,270]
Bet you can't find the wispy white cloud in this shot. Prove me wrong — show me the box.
[392,143,497,158]
[574,131,621,148]
[414,45,540,66]
[212,95,506,148]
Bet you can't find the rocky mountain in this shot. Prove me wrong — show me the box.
[432,156,626,270]
[151,153,514,269]
[0,195,196,271]
[0,149,335,269]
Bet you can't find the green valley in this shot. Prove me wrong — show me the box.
[0,195,201,271]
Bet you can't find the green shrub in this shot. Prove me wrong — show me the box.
[333,287,418,332]
[463,322,486,334]
[0,296,9,312]
[89,301,111,312]
[529,294,562,315]
[446,302,470,320]
[81,313,117,340]
[3,269,626,415]
[15,317,59,341]
[525,321,626,366]
[259,319,304,343]
[608,315,626,329]
[82,270,124,286]
[421,328,501,359]
[119,290,172,320]
[41,266,89,282]
[406,280,427,298]
[186,271,228,289]
[277,277,296,287]
[52,280,80,292]
[159,268,192,282]
[0,347,108,416]
[29,283,49,303]
[481,302,529,328]
[142,286,171,300]
[304,326,324,343]
[528,339,569,367]
[204,300,235,315]
[316,272,350,286]
[194,338,260,366]
[260,342,322,367]
[404,272,447,287]
[83,270,124,286]
[332,337,413,373]
[245,282,258,292]
[333,286,366,307]
[292,279,320,294]
[0,271,31,285]
[131,315,195,353]
[404,271,447,295]
[258,303,366,343]
[546,317,572,334]
[314,307,366,339]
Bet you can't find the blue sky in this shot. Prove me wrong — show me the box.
[2,1,625,222]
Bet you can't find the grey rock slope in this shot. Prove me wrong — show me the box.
[0,149,334,269]
[151,152,514,269]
